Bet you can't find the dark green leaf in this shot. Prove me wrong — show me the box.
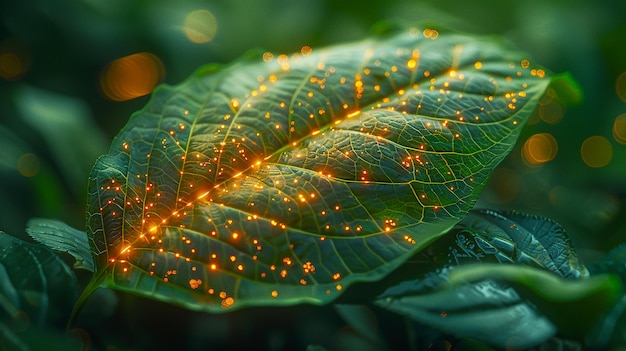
[0,232,78,324]
[449,210,588,278]
[586,244,626,349]
[375,211,621,349]
[86,28,551,312]
[0,232,80,350]
[377,268,557,349]
[0,321,29,351]
[26,218,94,272]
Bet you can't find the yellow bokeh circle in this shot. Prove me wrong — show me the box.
[581,136,613,168]
[522,133,558,165]
[613,113,626,144]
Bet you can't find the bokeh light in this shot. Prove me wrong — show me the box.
[538,100,564,124]
[0,40,30,81]
[613,113,626,144]
[0,52,22,80]
[521,133,558,165]
[616,72,626,103]
[487,168,520,203]
[300,45,312,56]
[100,52,164,101]
[183,10,218,44]
[17,153,40,177]
[580,135,613,168]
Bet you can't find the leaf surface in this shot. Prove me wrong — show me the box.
[86,28,551,311]
[0,233,78,324]
[26,218,94,272]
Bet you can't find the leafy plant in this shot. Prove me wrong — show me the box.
[2,26,625,350]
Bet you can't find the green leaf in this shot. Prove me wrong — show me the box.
[375,210,621,349]
[377,275,557,349]
[0,232,79,349]
[86,28,551,312]
[449,210,588,278]
[26,218,94,272]
[587,244,626,348]
[447,265,621,339]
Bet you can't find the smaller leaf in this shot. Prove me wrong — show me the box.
[375,210,619,349]
[451,210,588,279]
[447,264,619,303]
[449,264,622,339]
[586,244,626,348]
[26,218,94,272]
[0,231,79,328]
[376,268,557,349]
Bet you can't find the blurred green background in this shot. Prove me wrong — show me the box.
[1,0,626,349]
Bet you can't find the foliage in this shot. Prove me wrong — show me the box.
[82,28,550,313]
[2,1,626,349]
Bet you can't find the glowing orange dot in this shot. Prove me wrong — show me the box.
[262,52,274,62]
[301,46,312,56]
[407,58,417,69]
[521,59,530,68]
[423,29,438,39]
[221,297,234,308]
[271,290,279,297]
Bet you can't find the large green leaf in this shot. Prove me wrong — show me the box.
[85,28,551,311]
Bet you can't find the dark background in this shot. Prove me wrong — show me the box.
[1,0,625,350]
